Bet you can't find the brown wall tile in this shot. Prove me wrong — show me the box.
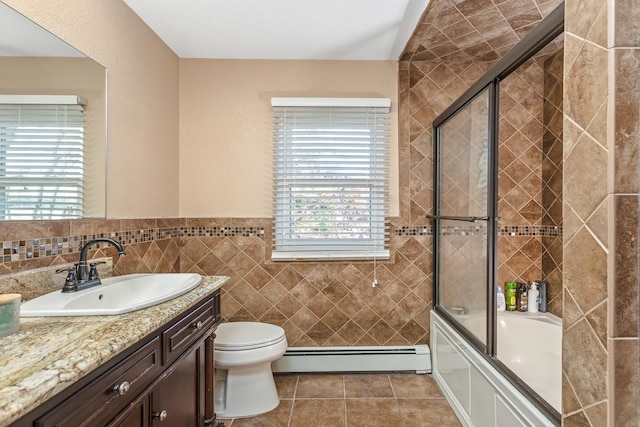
[613,195,639,338]
[613,49,640,193]
[612,339,639,426]
[0,220,70,241]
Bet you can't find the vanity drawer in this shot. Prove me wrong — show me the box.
[36,337,162,427]
[162,293,219,364]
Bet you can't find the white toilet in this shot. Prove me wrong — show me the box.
[214,322,287,418]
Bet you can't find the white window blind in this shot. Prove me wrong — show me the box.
[0,99,85,220]
[272,97,390,261]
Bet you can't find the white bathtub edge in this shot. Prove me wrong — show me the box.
[431,310,558,427]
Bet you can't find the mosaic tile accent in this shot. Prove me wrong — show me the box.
[0,226,266,264]
[181,226,265,238]
[394,226,433,236]
[0,228,181,263]
[396,224,562,238]
[0,222,561,266]
[499,225,562,237]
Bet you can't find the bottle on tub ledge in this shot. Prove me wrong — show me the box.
[496,286,506,312]
[527,283,540,313]
[532,280,548,312]
[516,282,528,312]
[505,281,518,311]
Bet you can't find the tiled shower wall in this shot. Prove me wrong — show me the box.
[541,49,564,318]
[496,51,564,317]
[435,92,489,312]
[562,0,640,425]
[497,58,545,302]
[404,50,564,316]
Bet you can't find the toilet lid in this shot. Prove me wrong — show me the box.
[215,322,286,351]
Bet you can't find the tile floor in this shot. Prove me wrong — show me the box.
[217,373,461,427]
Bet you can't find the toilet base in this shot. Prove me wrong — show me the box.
[214,363,280,418]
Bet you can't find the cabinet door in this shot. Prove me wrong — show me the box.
[109,400,149,427]
[204,334,215,425]
[151,341,205,426]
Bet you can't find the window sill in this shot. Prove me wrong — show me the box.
[271,250,390,262]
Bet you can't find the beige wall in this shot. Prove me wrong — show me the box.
[1,0,180,219]
[179,59,399,218]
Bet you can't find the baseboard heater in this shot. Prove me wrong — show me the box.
[271,345,431,374]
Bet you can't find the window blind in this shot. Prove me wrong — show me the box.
[0,103,85,220]
[272,97,390,261]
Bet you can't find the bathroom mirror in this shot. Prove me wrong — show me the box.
[0,2,106,220]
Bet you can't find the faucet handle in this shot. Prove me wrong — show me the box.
[56,266,74,274]
[57,267,78,293]
[89,261,106,281]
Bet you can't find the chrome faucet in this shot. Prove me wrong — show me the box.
[59,238,126,292]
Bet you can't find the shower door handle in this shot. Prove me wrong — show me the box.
[425,214,489,223]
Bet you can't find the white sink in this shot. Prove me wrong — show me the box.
[20,273,202,317]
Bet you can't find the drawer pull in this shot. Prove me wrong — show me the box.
[113,381,130,396]
[192,320,204,330]
[152,410,168,421]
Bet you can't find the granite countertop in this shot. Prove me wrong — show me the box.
[0,275,228,426]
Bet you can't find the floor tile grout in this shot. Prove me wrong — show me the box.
[218,373,461,426]
[286,375,299,427]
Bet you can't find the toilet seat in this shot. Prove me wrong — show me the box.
[215,321,286,351]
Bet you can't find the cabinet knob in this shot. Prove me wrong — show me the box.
[192,320,204,330]
[113,381,130,396]
[152,410,168,421]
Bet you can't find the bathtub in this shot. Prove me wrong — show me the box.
[431,310,561,426]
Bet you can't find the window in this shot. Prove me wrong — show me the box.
[0,95,85,220]
[272,97,390,261]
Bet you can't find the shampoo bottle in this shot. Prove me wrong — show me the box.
[527,283,539,313]
[517,282,528,312]
[505,282,517,311]
[537,280,548,312]
[497,286,506,311]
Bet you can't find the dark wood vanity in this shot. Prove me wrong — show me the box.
[8,290,223,427]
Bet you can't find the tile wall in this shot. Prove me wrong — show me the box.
[0,218,434,347]
[0,219,181,279]
[403,0,564,318]
[563,0,640,425]
[179,218,433,347]
[541,49,564,318]
[435,93,489,312]
[496,49,564,317]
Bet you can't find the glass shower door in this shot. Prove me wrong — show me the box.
[433,87,491,348]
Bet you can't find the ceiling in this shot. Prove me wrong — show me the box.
[122,0,430,60]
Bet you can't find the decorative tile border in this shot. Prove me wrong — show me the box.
[0,225,266,264]
[394,226,433,236]
[395,224,563,238]
[1,222,559,265]
[499,225,562,237]
[180,226,265,238]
